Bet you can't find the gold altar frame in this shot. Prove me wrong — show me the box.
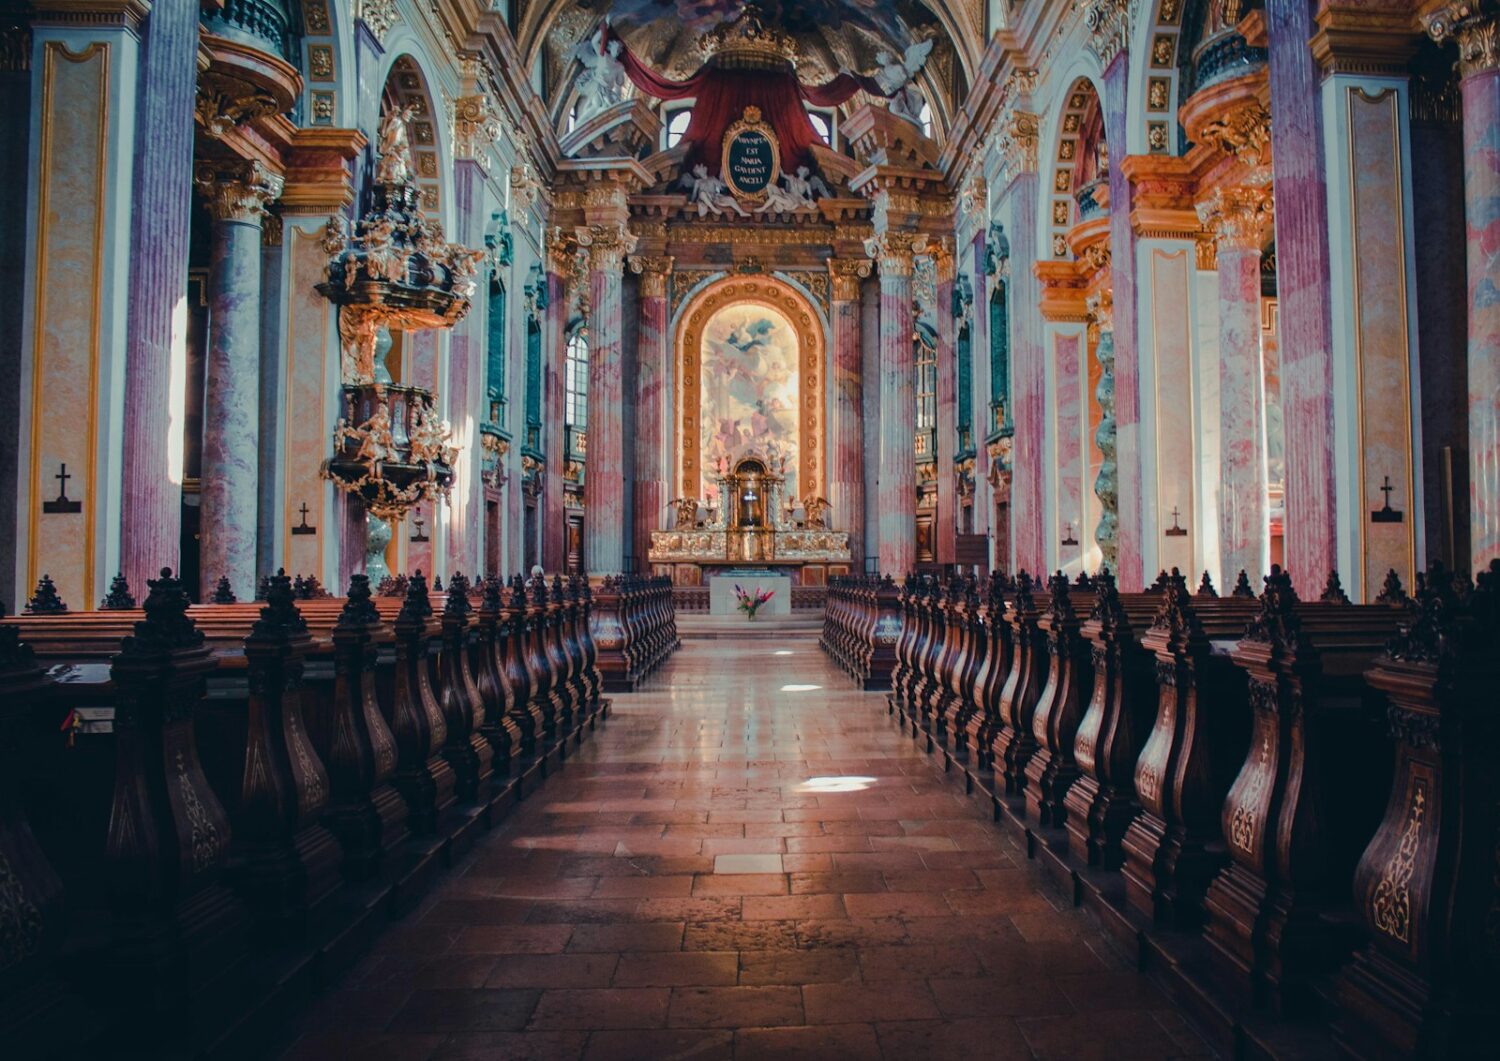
[677,276,824,504]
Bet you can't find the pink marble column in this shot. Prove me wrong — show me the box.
[120,0,197,596]
[405,330,439,578]
[829,258,871,563]
[630,256,673,572]
[933,243,958,565]
[1267,0,1338,582]
[542,261,568,573]
[581,224,633,574]
[970,234,990,530]
[1007,174,1045,575]
[1054,331,1085,571]
[1429,10,1500,570]
[193,162,282,600]
[1201,186,1273,585]
[444,159,485,575]
[868,234,919,575]
[1103,53,1143,588]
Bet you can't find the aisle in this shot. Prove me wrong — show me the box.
[277,637,1211,1060]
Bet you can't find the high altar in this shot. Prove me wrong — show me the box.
[649,455,853,584]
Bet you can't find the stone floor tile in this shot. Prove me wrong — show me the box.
[666,985,805,1028]
[737,948,862,986]
[734,1022,882,1060]
[526,988,671,1030]
[483,953,620,989]
[387,989,541,1033]
[802,980,942,1023]
[582,1028,734,1061]
[612,950,739,987]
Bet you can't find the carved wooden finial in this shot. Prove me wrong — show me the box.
[25,574,67,615]
[1375,568,1408,607]
[1196,570,1217,598]
[210,575,237,605]
[1319,569,1351,605]
[1231,570,1255,598]
[337,573,381,628]
[100,573,136,610]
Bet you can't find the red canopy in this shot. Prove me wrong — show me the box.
[605,26,883,176]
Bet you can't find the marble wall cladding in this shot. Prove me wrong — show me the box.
[877,274,916,575]
[634,292,670,571]
[25,40,114,609]
[1150,247,1198,576]
[1053,330,1084,572]
[971,235,991,548]
[1104,54,1142,588]
[200,220,262,601]
[861,280,882,570]
[1348,87,1418,595]
[1268,0,1339,590]
[1217,245,1270,586]
[1193,269,1224,585]
[584,263,626,573]
[121,0,195,599]
[284,225,334,583]
[830,292,864,564]
[1006,173,1045,576]
[1461,70,1500,574]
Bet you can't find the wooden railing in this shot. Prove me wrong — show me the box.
[822,560,1500,1056]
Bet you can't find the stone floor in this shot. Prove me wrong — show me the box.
[276,637,1213,1060]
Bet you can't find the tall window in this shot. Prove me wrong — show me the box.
[664,107,693,148]
[956,321,972,452]
[525,315,542,450]
[486,275,506,424]
[807,110,832,146]
[915,325,937,432]
[565,329,589,429]
[990,282,1010,435]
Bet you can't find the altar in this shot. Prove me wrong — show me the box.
[708,571,791,616]
[647,455,853,585]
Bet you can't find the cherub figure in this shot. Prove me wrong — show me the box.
[873,38,935,124]
[572,26,626,120]
[353,404,395,474]
[682,164,749,218]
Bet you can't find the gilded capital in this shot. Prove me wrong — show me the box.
[828,257,873,300]
[1425,1,1500,78]
[194,160,284,225]
[921,236,958,283]
[577,221,638,274]
[1084,0,1132,68]
[863,231,923,278]
[997,109,1040,182]
[629,254,674,298]
[1196,185,1274,253]
[450,92,504,171]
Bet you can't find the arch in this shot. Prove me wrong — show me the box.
[675,276,826,504]
[1037,72,1107,261]
[373,49,454,231]
[1127,0,1190,156]
[296,0,360,129]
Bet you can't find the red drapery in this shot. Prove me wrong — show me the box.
[605,26,883,175]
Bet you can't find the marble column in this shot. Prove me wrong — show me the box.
[1090,296,1119,572]
[1003,168,1045,576]
[1268,0,1338,583]
[867,232,920,575]
[580,222,635,574]
[1199,185,1273,586]
[120,0,198,597]
[630,255,673,572]
[1103,52,1143,588]
[932,240,958,565]
[445,158,487,576]
[194,161,282,601]
[1428,6,1500,572]
[542,236,571,573]
[829,258,871,563]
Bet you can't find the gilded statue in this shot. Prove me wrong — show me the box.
[375,103,419,186]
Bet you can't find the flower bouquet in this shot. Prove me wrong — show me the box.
[734,584,775,621]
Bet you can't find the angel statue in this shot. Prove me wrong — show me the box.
[572,25,626,120]
[375,103,419,186]
[681,164,749,218]
[873,38,935,124]
[755,165,833,214]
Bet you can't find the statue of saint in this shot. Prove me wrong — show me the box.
[375,103,419,186]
